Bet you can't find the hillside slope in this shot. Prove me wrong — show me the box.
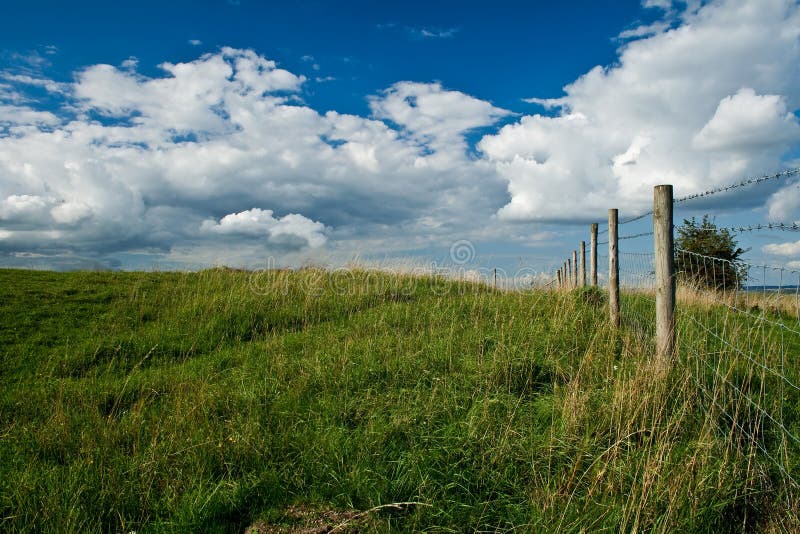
[0,268,797,532]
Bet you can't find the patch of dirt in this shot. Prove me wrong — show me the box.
[245,504,364,534]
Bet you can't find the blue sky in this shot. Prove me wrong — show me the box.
[1,0,799,281]
[1,0,647,115]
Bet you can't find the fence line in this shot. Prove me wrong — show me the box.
[551,168,800,495]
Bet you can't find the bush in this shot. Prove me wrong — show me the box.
[674,215,747,290]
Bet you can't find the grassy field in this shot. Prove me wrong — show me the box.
[1,268,799,532]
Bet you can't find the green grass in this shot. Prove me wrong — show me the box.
[0,268,798,532]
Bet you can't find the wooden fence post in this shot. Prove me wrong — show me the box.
[580,241,586,288]
[609,209,619,328]
[572,250,578,288]
[557,269,562,289]
[654,185,675,359]
[567,258,572,288]
[590,223,598,286]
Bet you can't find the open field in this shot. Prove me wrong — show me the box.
[1,268,799,532]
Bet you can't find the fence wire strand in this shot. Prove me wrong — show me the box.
[675,168,800,204]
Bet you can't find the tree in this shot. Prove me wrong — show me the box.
[674,215,747,290]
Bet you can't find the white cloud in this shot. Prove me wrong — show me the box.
[617,21,670,40]
[200,208,327,248]
[0,194,50,223]
[643,0,673,9]
[189,39,202,46]
[370,81,511,151]
[51,201,92,225]
[481,0,800,222]
[120,57,139,70]
[0,83,26,104]
[0,48,509,263]
[768,183,800,222]
[417,27,459,39]
[0,73,67,94]
[0,104,60,128]
[692,88,800,151]
[763,240,800,257]
[377,24,460,41]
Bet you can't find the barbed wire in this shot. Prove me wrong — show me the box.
[597,232,655,246]
[619,231,654,241]
[725,222,800,234]
[675,168,800,204]
[619,211,653,225]
[593,220,798,245]
[587,168,799,236]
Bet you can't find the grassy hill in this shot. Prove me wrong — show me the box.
[0,268,798,532]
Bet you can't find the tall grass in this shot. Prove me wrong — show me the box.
[0,268,797,532]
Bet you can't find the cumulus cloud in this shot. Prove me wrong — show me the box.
[0,47,509,264]
[73,48,306,135]
[484,0,800,222]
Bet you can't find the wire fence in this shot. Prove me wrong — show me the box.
[674,247,800,488]
[553,167,800,493]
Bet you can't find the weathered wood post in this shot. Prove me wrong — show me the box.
[580,241,586,287]
[572,250,578,288]
[609,209,620,328]
[557,269,562,288]
[590,223,598,286]
[567,258,572,288]
[654,185,675,359]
